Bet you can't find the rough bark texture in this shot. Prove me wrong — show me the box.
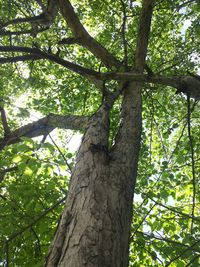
[45,90,141,267]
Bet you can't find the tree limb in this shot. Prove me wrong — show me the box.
[35,0,46,12]
[0,27,49,36]
[101,72,200,99]
[0,113,89,151]
[0,46,198,98]
[0,46,99,77]
[0,54,43,64]
[134,0,154,71]
[0,0,58,30]
[58,0,122,69]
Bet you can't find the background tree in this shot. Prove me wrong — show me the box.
[0,0,199,266]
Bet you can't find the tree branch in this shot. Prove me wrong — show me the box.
[0,45,99,77]
[58,0,122,69]
[0,46,198,98]
[0,0,58,30]
[0,27,49,36]
[187,95,196,234]
[0,106,11,137]
[4,196,67,244]
[137,231,200,253]
[0,167,18,183]
[35,0,46,12]
[165,239,200,266]
[101,72,200,99]
[0,113,89,151]
[134,0,154,71]
[0,54,43,64]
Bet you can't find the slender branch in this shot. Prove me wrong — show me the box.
[0,27,49,36]
[0,113,89,151]
[185,255,200,267]
[147,194,200,222]
[5,241,9,267]
[178,0,197,9]
[4,196,67,243]
[137,231,200,253]
[165,239,200,266]
[132,204,156,236]
[35,0,46,12]
[187,94,196,233]
[58,0,122,69]
[0,46,99,77]
[49,134,72,173]
[0,54,43,64]
[134,238,165,265]
[37,49,99,77]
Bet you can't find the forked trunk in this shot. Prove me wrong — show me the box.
[45,85,142,267]
[45,0,153,265]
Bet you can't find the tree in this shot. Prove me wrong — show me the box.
[0,0,199,266]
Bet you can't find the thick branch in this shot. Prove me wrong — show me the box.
[101,73,200,99]
[110,0,154,195]
[134,0,154,71]
[0,113,89,150]
[58,0,122,69]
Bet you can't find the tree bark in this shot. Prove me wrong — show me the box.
[45,87,141,267]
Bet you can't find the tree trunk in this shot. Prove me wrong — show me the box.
[44,83,142,267]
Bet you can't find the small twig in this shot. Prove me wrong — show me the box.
[134,238,165,265]
[178,0,196,9]
[31,227,42,257]
[132,203,156,236]
[48,134,72,173]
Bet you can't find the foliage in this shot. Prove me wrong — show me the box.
[0,0,199,266]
